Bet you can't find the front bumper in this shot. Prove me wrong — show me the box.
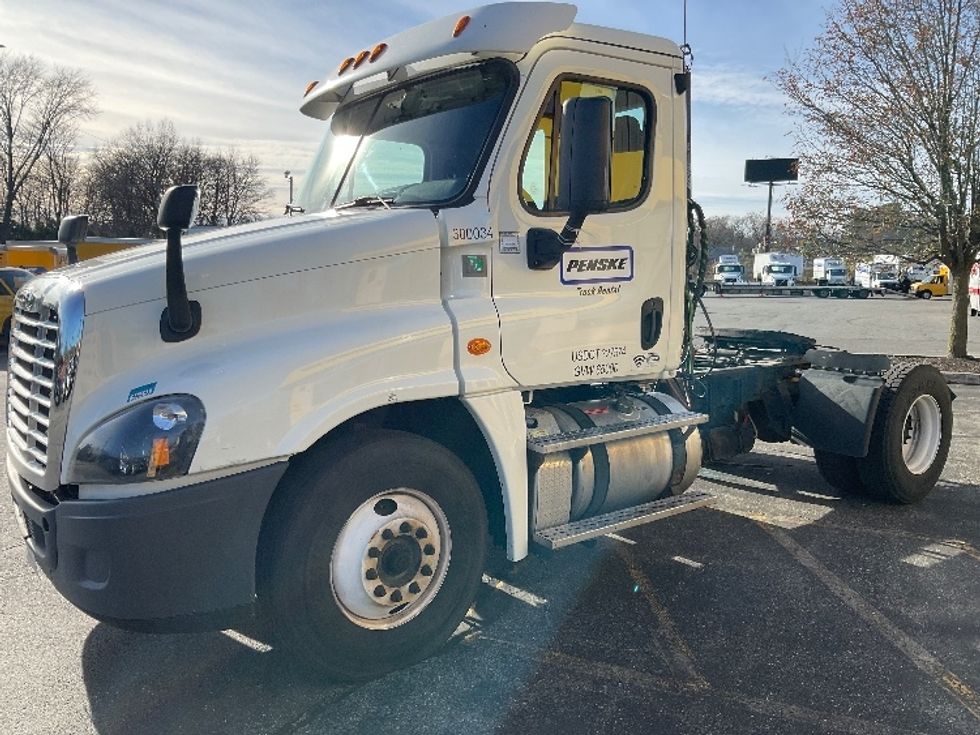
[8,461,287,631]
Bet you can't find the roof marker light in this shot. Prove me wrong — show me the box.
[338,57,356,75]
[304,80,319,96]
[453,15,471,38]
[353,50,370,68]
[370,43,388,62]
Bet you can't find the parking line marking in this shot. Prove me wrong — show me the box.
[763,524,980,723]
[616,545,708,690]
[220,629,273,653]
[671,555,704,569]
[604,532,636,545]
[481,573,548,607]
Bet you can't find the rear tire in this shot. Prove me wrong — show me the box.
[858,364,951,503]
[816,289,830,299]
[1,317,9,345]
[814,450,865,495]
[261,429,487,680]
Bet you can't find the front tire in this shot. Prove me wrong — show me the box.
[920,290,932,300]
[261,429,487,680]
[858,364,952,503]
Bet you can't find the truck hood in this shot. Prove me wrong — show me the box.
[62,208,440,314]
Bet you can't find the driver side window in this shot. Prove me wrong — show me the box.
[519,77,653,213]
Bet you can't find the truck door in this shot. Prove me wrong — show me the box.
[489,51,682,388]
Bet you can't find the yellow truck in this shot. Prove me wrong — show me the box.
[0,238,152,273]
[0,242,68,272]
[911,265,951,299]
[0,267,36,341]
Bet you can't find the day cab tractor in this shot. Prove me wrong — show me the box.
[6,2,955,680]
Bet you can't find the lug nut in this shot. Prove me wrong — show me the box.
[420,564,433,577]
[399,521,412,534]
[373,585,386,597]
[408,582,421,594]
[367,547,380,558]
[390,589,403,603]
[365,568,378,580]
[415,528,428,539]
[381,528,394,540]
[424,544,435,555]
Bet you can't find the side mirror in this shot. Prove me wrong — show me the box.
[157,185,199,231]
[527,96,612,270]
[58,214,88,265]
[556,96,612,214]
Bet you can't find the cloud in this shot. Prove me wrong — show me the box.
[694,65,787,108]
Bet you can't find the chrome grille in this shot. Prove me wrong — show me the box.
[6,276,83,490]
[7,300,59,471]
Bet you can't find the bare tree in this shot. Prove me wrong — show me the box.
[777,0,980,357]
[84,121,271,236]
[0,52,96,242]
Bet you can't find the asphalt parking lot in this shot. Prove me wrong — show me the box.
[2,297,979,735]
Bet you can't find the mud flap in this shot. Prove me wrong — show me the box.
[792,370,884,457]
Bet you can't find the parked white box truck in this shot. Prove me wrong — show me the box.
[753,252,804,286]
[813,257,847,286]
[713,254,744,285]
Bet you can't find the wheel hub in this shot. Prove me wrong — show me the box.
[361,517,439,605]
[331,489,450,630]
[901,394,942,475]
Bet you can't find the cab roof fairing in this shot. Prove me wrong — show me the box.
[299,2,577,120]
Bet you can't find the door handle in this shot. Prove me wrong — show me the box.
[641,297,663,350]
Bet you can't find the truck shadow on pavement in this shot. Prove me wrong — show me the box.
[79,448,980,735]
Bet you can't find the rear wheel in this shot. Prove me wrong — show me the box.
[858,364,951,503]
[261,429,487,680]
[815,289,830,299]
[1,317,9,345]
[814,450,865,495]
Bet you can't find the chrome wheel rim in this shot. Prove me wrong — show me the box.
[331,489,450,630]
[901,395,942,475]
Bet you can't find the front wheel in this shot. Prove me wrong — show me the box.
[921,290,933,300]
[858,364,952,503]
[261,429,488,680]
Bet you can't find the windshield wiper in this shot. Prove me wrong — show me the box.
[334,195,394,210]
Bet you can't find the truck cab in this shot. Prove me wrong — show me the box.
[713,255,744,285]
[7,2,955,681]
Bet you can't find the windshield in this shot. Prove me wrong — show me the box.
[718,265,741,273]
[770,264,794,274]
[298,60,515,212]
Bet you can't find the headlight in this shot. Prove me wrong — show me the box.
[68,395,206,484]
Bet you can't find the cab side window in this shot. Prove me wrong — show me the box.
[520,78,653,213]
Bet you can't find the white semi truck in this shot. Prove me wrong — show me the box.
[812,257,847,286]
[753,252,804,286]
[7,2,955,680]
[713,254,745,285]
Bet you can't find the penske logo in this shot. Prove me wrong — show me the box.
[560,246,634,285]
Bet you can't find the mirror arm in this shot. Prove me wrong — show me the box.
[526,209,589,271]
[159,226,202,342]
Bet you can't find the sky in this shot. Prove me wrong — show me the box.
[1,0,834,218]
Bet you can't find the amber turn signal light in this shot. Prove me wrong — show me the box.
[467,338,492,356]
[453,15,471,37]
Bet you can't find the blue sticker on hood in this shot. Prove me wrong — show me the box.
[127,382,157,403]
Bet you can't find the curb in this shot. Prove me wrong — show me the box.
[943,371,980,386]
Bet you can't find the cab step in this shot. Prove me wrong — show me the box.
[526,411,708,454]
[533,490,714,550]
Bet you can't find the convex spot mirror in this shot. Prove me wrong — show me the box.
[157,185,200,231]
